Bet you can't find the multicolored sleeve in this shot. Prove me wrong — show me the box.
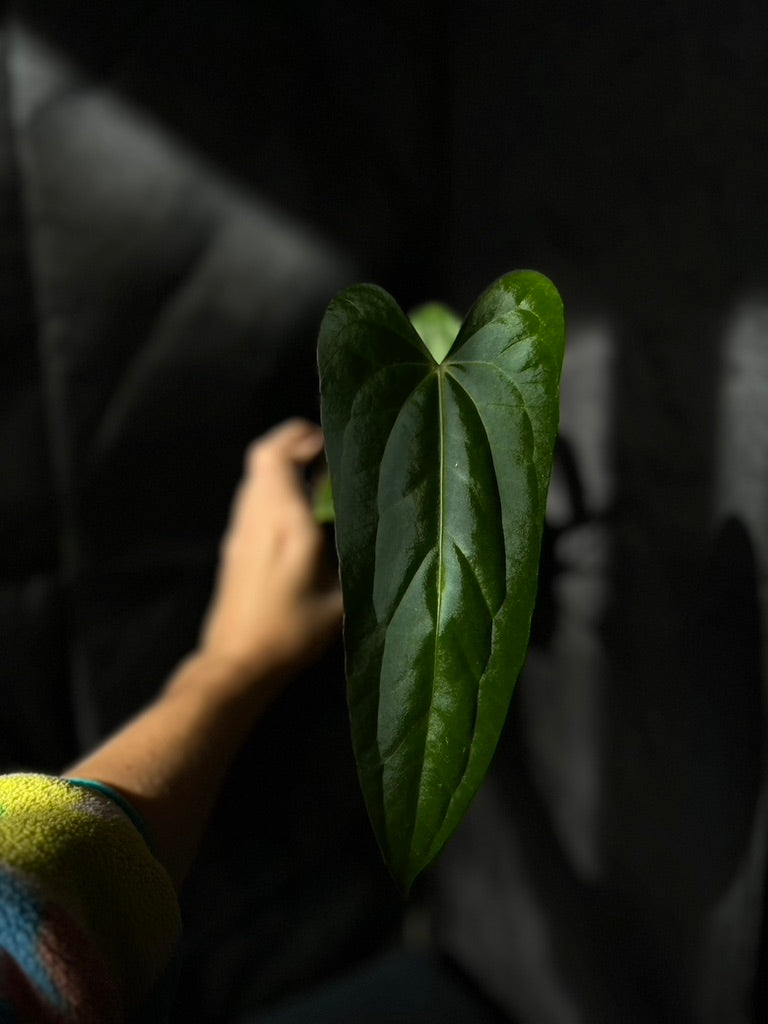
[0,773,182,1023]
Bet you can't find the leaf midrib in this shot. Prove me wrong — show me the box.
[402,366,447,879]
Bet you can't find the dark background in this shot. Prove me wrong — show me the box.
[1,2,767,1021]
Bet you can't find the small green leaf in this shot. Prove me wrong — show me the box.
[318,271,565,892]
[312,470,335,524]
[409,303,462,363]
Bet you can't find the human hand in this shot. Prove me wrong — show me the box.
[199,419,343,696]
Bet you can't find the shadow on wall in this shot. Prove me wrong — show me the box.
[11,0,452,302]
[438,297,768,1022]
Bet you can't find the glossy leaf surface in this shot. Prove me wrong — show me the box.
[318,271,564,891]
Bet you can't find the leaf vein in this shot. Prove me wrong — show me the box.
[446,361,542,511]
[445,531,501,621]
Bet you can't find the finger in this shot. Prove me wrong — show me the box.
[314,585,345,637]
[325,585,344,623]
[247,420,325,481]
[239,445,321,539]
[288,428,326,466]
[258,419,323,460]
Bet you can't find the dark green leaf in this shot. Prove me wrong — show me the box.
[318,271,565,892]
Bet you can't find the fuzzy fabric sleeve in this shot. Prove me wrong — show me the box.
[0,773,182,1023]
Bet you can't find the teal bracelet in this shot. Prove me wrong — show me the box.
[66,777,155,853]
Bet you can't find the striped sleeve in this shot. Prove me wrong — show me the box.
[0,773,182,1023]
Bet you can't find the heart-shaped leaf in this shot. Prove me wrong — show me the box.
[318,271,564,892]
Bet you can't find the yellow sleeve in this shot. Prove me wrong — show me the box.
[0,773,182,1021]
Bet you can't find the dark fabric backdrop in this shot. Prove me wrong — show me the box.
[1,2,767,1022]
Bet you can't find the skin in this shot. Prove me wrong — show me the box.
[64,419,343,890]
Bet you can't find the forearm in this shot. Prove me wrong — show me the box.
[64,652,279,889]
[64,421,342,892]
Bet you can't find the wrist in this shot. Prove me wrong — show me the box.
[167,649,288,717]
